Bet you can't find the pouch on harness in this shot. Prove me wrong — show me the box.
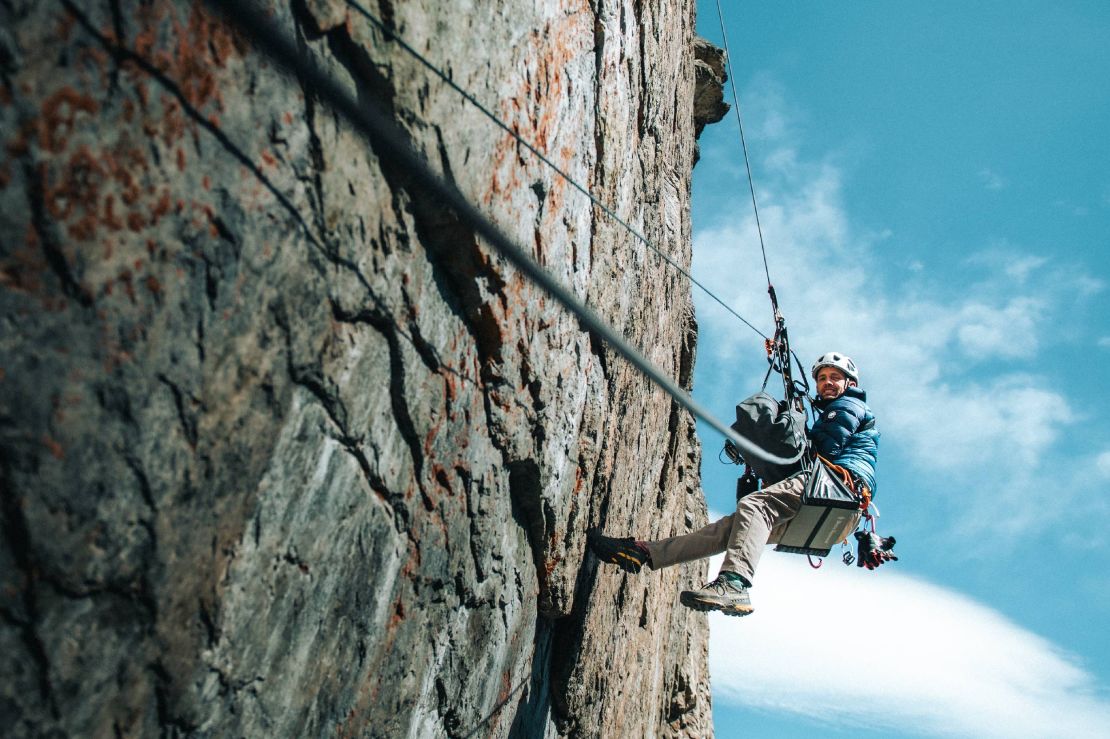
[775,460,860,557]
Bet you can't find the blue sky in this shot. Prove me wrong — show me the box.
[690,2,1110,736]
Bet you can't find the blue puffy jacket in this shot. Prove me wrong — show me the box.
[809,387,879,494]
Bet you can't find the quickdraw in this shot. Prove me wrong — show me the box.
[762,285,809,412]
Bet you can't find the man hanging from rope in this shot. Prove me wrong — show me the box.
[587,352,880,616]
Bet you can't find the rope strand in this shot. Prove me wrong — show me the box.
[714,0,775,309]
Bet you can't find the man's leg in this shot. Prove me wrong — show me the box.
[641,514,736,569]
[719,472,807,584]
[588,472,808,616]
[681,473,808,616]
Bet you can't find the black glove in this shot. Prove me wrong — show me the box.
[854,530,897,570]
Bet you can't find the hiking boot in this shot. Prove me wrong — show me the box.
[587,528,651,573]
[680,575,754,616]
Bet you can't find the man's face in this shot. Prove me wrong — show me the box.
[816,367,850,400]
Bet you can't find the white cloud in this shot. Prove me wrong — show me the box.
[1054,199,1090,216]
[1098,451,1110,479]
[707,552,1110,738]
[1076,275,1105,297]
[741,73,804,144]
[979,167,1007,191]
[1001,254,1046,282]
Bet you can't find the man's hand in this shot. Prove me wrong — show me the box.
[855,530,898,570]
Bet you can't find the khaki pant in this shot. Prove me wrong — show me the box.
[643,472,808,585]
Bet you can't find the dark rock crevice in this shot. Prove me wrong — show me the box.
[275,301,416,535]
[0,466,57,718]
[24,158,94,307]
[505,617,555,737]
[507,459,546,596]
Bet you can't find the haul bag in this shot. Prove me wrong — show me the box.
[775,461,861,557]
[729,392,807,485]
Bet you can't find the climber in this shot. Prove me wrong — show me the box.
[587,352,879,616]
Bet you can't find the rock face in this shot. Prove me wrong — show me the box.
[0,1,727,736]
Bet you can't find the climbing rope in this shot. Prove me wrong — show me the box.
[713,0,773,296]
[202,0,803,468]
[344,0,769,341]
[712,1,812,408]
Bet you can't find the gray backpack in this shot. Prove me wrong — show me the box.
[728,392,808,484]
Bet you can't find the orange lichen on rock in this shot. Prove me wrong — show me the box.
[118,269,135,301]
[39,87,100,154]
[101,143,146,207]
[130,2,239,115]
[0,244,47,295]
[42,435,65,460]
[40,147,106,241]
[56,8,77,42]
[151,190,172,221]
[159,96,187,148]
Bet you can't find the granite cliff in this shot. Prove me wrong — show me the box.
[0,0,728,735]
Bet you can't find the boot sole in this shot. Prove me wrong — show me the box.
[680,591,753,617]
[611,552,645,573]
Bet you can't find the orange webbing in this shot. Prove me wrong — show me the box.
[816,454,854,487]
[817,454,871,512]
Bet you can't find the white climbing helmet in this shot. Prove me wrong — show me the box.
[811,352,859,383]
